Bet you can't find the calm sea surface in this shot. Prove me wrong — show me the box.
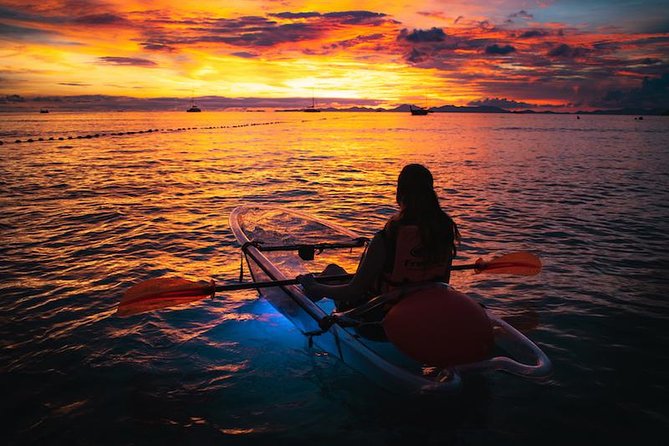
[1,111,668,445]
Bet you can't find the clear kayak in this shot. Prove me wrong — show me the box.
[229,205,552,394]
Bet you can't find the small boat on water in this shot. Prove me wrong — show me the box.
[40,108,49,114]
[186,93,201,112]
[409,105,429,115]
[303,95,320,112]
[229,205,552,394]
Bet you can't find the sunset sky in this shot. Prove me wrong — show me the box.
[1,0,667,110]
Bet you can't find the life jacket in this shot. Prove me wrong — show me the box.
[379,225,451,292]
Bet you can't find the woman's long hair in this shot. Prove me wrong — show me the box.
[385,164,460,263]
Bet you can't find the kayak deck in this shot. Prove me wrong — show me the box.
[230,205,552,394]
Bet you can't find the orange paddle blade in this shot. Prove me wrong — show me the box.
[475,252,542,276]
[117,277,213,317]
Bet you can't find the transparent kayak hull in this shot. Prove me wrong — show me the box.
[230,205,551,394]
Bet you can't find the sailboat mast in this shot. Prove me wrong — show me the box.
[303,86,320,112]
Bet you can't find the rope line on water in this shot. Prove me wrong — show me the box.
[0,120,291,146]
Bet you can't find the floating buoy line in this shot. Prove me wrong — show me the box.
[0,120,290,146]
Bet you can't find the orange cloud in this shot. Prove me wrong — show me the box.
[0,0,667,109]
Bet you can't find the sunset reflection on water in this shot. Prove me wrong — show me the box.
[1,111,668,444]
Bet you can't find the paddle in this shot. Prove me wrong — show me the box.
[463,251,542,275]
[116,274,352,317]
[116,251,541,317]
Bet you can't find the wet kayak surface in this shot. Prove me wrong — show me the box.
[1,112,668,444]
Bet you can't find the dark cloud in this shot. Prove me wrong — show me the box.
[478,20,492,30]
[2,0,107,17]
[58,82,91,86]
[595,73,669,109]
[468,97,536,109]
[158,11,395,49]
[396,26,499,67]
[485,44,516,55]
[416,10,450,22]
[401,26,667,105]
[547,43,590,58]
[0,5,38,21]
[399,27,446,43]
[268,10,390,26]
[509,10,533,20]
[74,13,126,25]
[629,36,669,45]
[195,15,272,33]
[165,16,317,47]
[0,5,81,27]
[638,58,663,65]
[219,22,320,46]
[454,16,464,24]
[269,12,321,19]
[0,2,111,25]
[324,33,384,50]
[0,4,129,45]
[230,51,258,58]
[141,42,174,51]
[98,57,157,67]
[519,29,548,38]
[592,41,620,51]
[323,11,389,25]
[0,22,55,37]
[406,48,427,64]
[1,6,393,53]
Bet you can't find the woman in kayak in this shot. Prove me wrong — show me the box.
[298,163,460,310]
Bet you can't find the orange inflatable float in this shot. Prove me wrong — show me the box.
[383,286,494,368]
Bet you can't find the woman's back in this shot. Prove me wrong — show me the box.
[378,221,456,290]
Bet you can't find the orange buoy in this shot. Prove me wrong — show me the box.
[383,286,493,368]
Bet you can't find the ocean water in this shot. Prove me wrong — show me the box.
[1,111,668,445]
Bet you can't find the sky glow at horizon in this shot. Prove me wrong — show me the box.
[0,0,667,110]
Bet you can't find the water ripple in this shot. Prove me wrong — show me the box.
[1,112,668,444]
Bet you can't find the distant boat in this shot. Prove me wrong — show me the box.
[186,93,201,112]
[303,95,320,112]
[40,108,49,114]
[409,105,429,115]
[186,103,201,112]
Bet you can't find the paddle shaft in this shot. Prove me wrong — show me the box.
[117,253,538,316]
[213,273,353,292]
[213,262,483,293]
[451,262,481,271]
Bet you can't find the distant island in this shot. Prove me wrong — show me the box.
[278,103,669,116]
[1,94,666,115]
